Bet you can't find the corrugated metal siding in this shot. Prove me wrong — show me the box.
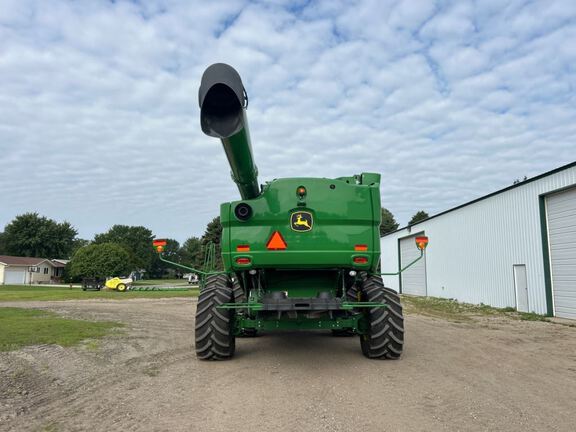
[381,165,576,315]
[400,235,427,295]
[546,187,576,319]
[381,239,400,291]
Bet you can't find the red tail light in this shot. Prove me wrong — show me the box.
[235,257,251,265]
[353,257,368,264]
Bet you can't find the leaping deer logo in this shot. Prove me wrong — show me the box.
[291,212,313,231]
[294,214,310,228]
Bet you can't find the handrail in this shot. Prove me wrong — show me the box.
[379,249,424,276]
[157,254,227,276]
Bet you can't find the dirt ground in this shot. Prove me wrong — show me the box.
[1,298,575,432]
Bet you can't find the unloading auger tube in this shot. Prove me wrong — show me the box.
[199,63,260,200]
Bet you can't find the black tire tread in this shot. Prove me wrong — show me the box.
[195,274,236,360]
[332,280,362,337]
[360,275,404,359]
[232,277,259,337]
[232,278,246,304]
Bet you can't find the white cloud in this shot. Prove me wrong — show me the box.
[419,2,475,40]
[0,0,575,244]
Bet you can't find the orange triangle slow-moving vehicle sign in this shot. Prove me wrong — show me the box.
[266,231,287,250]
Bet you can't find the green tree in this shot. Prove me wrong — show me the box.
[93,225,154,272]
[150,238,182,278]
[67,242,132,281]
[71,238,90,256]
[409,210,429,225]
[0,232,6,254]
[380,208,399,237]
[181,236,203,268]
[162,239,181,261]
[1,213,78,258]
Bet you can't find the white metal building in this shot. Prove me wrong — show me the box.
[380,161,576,319]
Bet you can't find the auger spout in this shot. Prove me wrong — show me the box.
[199,63,259,200]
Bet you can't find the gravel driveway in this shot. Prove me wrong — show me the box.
[1,298,575,432]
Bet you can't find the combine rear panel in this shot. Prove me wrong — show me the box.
[221,176,381,271]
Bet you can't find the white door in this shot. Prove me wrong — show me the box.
[547,187,576,319]
[513,265,529,312]
[400,234,427,296]
[4,268,26,284]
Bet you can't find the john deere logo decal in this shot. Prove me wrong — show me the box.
[291,211,313,232]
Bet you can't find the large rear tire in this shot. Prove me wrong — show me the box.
[359,275,404,359]
[232,277,246,303]
[232,277,258,337]
[195,274,236,360]
[332,279,362,337]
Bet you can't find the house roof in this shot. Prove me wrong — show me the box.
[0,255,51,266]
[51,259,69,268]
[382,159,576,238]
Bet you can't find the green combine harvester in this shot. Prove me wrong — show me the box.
[156,63,427,360]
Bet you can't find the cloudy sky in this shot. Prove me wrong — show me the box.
[1,0,575,243]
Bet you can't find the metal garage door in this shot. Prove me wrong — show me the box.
[547,187,576,319]
[4,268,26,284]
[400,234,427,296]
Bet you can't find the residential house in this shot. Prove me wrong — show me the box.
[0,255,68,284]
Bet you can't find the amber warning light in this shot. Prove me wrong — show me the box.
[415,236,429,251]
[153,239,167,253]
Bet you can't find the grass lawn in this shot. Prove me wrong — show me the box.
[0,285,198,302]
[0,307,122,352]
[401,295,549,322]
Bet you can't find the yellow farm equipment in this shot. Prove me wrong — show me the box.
[105,277,133,292]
